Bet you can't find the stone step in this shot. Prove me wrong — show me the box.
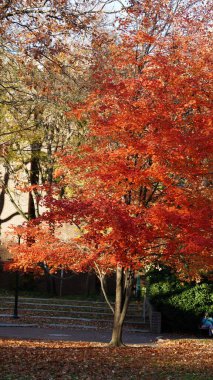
[0,301,141,313]
[0,296,113,306]
[0,323,38,327]
[0,296,143,310]
[0,296,149,331]
[0,298,141,309]
[0,305,139,312]
[0,313,148,327]
[0,307,143,320]
[0,304,143,319]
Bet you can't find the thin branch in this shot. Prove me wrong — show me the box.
[0,212,20,224]
[145,182,159,206]
[4,187,28,221]
[94,262,114,314]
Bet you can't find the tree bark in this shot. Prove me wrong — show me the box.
[109,265,133,347]
[28,142,41,220]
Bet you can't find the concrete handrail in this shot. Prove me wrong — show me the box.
[143,296,161,334]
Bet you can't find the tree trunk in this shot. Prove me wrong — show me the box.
[28,142,41,220]
[50,276,57,296]
[109,265,133,347]
[59,269,64,297]
[110,320,124,347]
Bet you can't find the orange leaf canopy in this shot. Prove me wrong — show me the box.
[7,1,213,281]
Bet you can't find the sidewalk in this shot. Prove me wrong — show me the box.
[0,324,197,345]
[0,324,159,344]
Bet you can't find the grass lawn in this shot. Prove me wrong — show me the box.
[0,338,212,379]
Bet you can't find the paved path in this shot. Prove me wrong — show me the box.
[0,325,159,344]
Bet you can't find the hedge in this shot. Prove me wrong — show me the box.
[147,269,213,332]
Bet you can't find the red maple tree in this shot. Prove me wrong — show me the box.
[8,1,213,346]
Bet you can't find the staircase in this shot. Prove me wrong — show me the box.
[0,296,150,332]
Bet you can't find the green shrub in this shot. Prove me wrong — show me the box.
[147,268,213,332]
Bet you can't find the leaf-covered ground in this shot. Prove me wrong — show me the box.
[0,339,212,380]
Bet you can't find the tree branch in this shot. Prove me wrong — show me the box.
[94,262,114,314]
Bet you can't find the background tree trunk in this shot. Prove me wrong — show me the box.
[28,142,41,220]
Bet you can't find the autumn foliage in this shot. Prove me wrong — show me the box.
[10,10,213,277]
[6,0,213,346]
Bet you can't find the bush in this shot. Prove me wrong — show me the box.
[147,268,213,332]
